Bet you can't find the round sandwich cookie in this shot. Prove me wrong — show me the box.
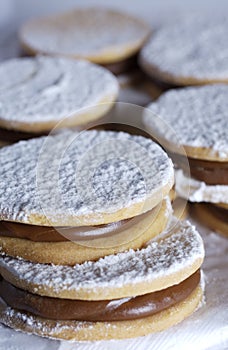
[144,84,228,193]
[0,55,118,138]
[0,219,205,340]
[19,7,151,75]
[139,17,228,86]
[0,129,174,264]
[143,84,228,207]
[191,203,228,238]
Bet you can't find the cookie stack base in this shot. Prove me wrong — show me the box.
[0,284,203,341]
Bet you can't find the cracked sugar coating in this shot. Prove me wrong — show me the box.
[140,17,228,84]
[144,84,228,160]
[20,8,150,64]
[0,56,118,132]
[0,220,204,300]
[0,130,174,226]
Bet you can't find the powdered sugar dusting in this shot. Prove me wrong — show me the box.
[175,169,228,204]
[0,220,204,295]
[144,85,228,159]
[0,130,173,225]
[21,8,150,58]
[140,17,228,81]
[0,56,118,127]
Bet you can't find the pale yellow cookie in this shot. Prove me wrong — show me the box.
[139,17,228,86]
[144,85,228,162]
[0,56,119,133]
[20,8,151,64]
[0,130,174,226]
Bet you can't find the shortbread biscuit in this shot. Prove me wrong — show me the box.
[191,203,228,237]
[0,198,171,265]
[144,84,228,162]
[0,56,118,133]
[0,283,203,341]
[0,220,204,300]
[140,17,228,86]
[20,8,151,65]
[0,130,174,226]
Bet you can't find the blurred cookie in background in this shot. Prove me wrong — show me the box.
[143,84,228,236]
[20,7,151,76]
[0,55,118,145]
[139,17,228,86]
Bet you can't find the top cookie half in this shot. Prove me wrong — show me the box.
[143,84,228,162]
[0,130,174,226]
[19,7,151,64]
[0,56,119,133]
[140,17,228,86]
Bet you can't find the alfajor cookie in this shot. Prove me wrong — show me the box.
[0,128,205,340]
[0,220,205,340]
[0,129,174,265]
[139,17,228,86]
[144,84,228,235]
[19,7,151,75]
[0,55,118,145]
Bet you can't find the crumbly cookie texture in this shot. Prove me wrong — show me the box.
[175,169,228,204]
[0,56,118,132]
[0,285,203,341]
[140,17,228,84]
[20,8,151,64]
[0,219,204,300]
[0,130,174,226]
[144,84,228,161]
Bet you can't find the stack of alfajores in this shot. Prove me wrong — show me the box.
[0,130,204,340]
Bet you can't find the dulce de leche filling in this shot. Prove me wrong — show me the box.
[0,270,200,321]
[204,204,228,223]
[0,127,47,144]
[172,153,228,185]
[0,219,133,242]
[0,205,159,242]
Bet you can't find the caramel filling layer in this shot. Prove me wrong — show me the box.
[0,220,130,242]
[0,205,160,242]
[0,127,46,143]
[172,153,228,185]
[0,270,200,321]
[204,204,228,223]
